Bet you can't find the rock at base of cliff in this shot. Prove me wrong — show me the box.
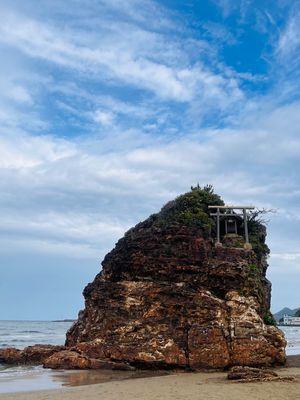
[227,366,295,382]
[0,345,65,365]
[43,350,135,370]
[66,287,286,370]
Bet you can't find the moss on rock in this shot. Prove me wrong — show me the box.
[153,184,224,237]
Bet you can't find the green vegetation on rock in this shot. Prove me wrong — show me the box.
[139,184,269,264]
[248,215,270,261]
[263,313,277,326]
[248,263,259,272]
[154,184,224,237]
[248,234,270,261]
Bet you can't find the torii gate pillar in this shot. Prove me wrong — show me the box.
[208,205,255,250]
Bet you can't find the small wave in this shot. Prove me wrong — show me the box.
[0,320,75,350]
[287,342,300,347]
[0,365,43,378]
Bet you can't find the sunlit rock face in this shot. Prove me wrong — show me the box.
[66,187,286,369]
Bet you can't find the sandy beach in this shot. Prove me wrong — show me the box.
[1,359,299,400]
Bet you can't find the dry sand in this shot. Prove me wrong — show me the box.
[1,357,300,400]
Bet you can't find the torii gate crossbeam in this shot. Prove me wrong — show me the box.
[208,205,255,249]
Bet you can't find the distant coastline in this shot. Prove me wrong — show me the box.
[52,319,75,323]
[274,307,300,322]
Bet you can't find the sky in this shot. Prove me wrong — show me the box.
[0,0,300,320]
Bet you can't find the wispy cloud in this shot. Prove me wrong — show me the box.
[202,21,237,45]
[1,99,300,262]
[1,0,300,316]
[211,0,235,18]
[277,8,300,59]
[0,5,243,111]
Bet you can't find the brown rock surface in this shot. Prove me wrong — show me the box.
[0,348,23,364]
[43,350,98,369]
[227,366,295,382]
[0,345,65,365]
[65,187,286,369]
[43,350,135,370]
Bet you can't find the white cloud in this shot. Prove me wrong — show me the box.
[0,132,77,169]
[211,0,234,18]
[0,8,243,108]
[202,21,237,45]
[277,9,300,57]
[0,211,127,258]
[0,0,299,314]
[1,98,300,260]
[272,253,300,262]
[9,85,33,104]
[93,110,115,125]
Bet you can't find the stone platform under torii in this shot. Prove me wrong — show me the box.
[208,205,255,250]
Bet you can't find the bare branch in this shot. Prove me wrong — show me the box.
[248,208,277,225]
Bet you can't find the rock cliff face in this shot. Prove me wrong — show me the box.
[65,187,285,369]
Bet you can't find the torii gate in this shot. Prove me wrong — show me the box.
[208,205,255,249]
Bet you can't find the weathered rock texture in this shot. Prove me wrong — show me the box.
[0,345,65,365]
[0,187,285,370]
[227,366,295,382]
[43,350,135,370]
[65,187,286,369]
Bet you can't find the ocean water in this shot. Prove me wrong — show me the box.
[0,320,74,393]
[0,321,299,393]
[0,320,73,349]
[0,320,166,393]
[280,325,300,355]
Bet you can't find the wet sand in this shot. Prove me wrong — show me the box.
[0,366,168,394]
[0,356,299,400]
[286,354,300,367]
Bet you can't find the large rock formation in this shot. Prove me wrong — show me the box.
[65,186,285,369]
[0,187,286,370]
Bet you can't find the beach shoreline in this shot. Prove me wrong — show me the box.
[0,356,299,400]
[0,367,299,400]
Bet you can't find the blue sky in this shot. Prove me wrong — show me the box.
[0,0,300,319]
